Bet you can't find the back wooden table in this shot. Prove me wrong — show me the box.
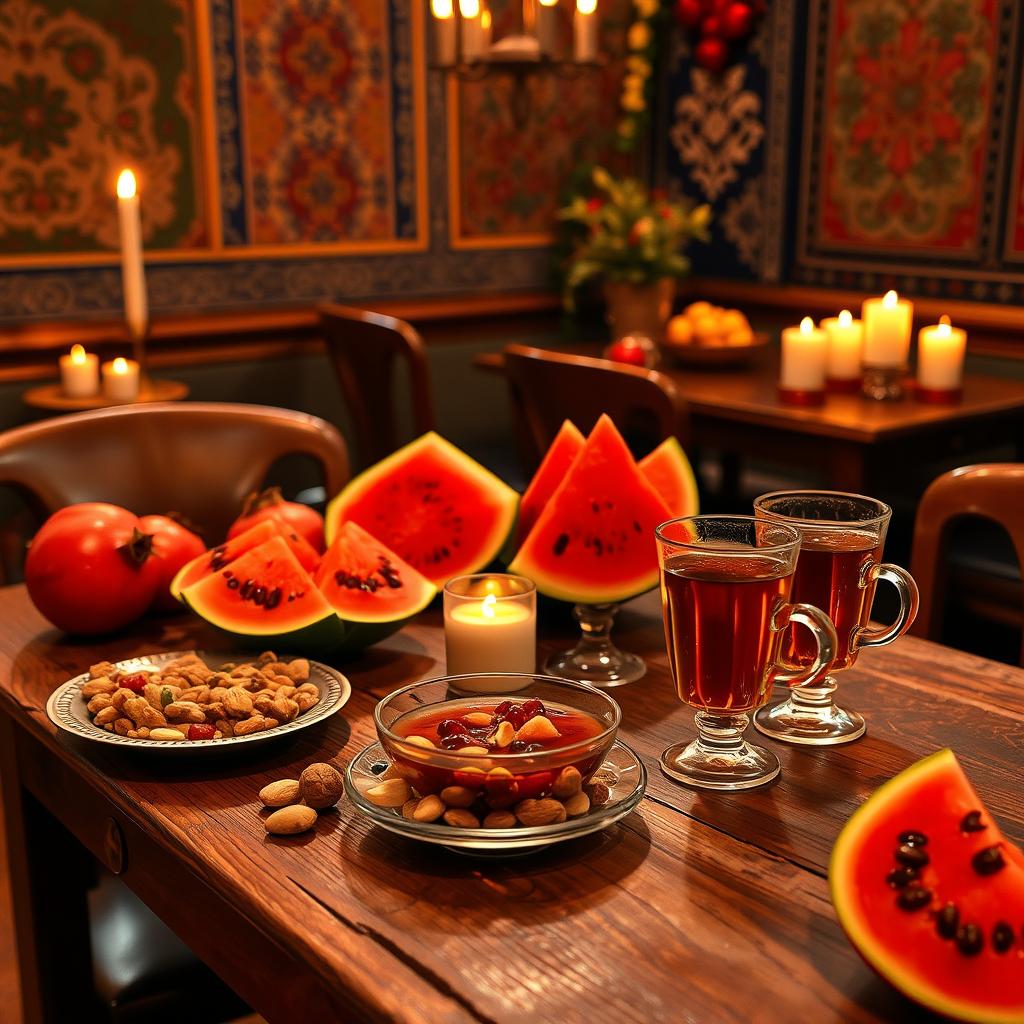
[475,347,1024,492]
[2,584,1022,1023]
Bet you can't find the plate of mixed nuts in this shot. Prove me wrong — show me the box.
[46,649,350,751]
[345,740,646,853]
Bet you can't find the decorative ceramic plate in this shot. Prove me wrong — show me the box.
[661,330,771,367]
[46,650,350,753]
[345,740,646,855]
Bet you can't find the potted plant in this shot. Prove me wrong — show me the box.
[560,167,711,341]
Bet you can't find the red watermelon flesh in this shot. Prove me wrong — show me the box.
[274,522,321,573]
[325,432,519,589]
[170,519,279,600]
[509,414,673,604]
[830,749,1024,1023]
[315,521,436,624]
[518,420,585,545]
[638,437,700,518]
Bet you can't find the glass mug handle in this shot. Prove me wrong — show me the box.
[852,562,920,651]
[770,602,837,687]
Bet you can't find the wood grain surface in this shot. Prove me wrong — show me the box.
[1,585,1022,1023]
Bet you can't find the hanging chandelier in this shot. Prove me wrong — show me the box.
[429,0,602,126]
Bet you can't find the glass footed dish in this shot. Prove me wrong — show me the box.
[345,740,646,855]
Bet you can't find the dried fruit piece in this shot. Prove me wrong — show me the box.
[259,779,302,807]
[366,778,411,808]
[265,804,317,835]
[187,723,216,740]
[586,781,611,806]
[299,763,344,809]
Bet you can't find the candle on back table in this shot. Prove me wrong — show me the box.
[537,0,559,56]
[862,290,912,368]
[431,0,456,64]
[574,0,598,62]
[917,315,966,400]
[821,309,863,389]
[102,356,140,403]
[778,316,827,405]
[59,345,100,398]
[460,0,483,60]
[116,169,148,342]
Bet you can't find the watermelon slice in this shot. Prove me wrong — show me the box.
[509,415,673,604]
[830,749,1024,1023]
[639,437,699,518]
[181,535,344,651]
[314,521,436,648]
[325,432,519,589]
[517,420,585,546]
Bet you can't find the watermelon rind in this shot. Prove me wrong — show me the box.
[638,437,699,519]
[324,431,519,587]
[830,749,1024,1024]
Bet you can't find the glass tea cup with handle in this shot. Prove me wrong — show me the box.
[655,515,837,791]
[752,490,919,745]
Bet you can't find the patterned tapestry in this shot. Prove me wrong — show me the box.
[0,0,208,259]
[451,0,632,245]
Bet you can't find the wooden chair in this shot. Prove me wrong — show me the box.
[0,401,348,546]
[318,303,436,469]
[502,343,690,472]
[910,464,1024,664]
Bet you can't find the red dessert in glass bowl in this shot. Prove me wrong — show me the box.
[374,675,621,810]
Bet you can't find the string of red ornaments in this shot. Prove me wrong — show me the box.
[674,0,766,73]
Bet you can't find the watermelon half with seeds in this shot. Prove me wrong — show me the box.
[509,415,673,604]
[325,432,519,588]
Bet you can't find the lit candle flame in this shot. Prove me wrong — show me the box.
[70,344,86,364]
[882,289,898,309]
[577,0,597,12]
[116,169,137,200]
[937,315,952,338]
[431,0,453,16]
[482,593,497,619]
[939,314,951,327]
[480,6,491,29]
[540,0,558,5]
[838,309,852,327]
[800,316,814,334]
[459,0,479,16]
[112,357,129,374]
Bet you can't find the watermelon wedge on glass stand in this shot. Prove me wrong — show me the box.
[510,414,697,688]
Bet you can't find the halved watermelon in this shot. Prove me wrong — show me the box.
[314,521,436,648]
[639,437,699,518]
[517,420,585,546]
[325,432,519,588]
[830,749,1024,1023]
[180,535,344,651]
[509,415,673,604]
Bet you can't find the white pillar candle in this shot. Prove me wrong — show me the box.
[537,0,559,56]
[459,0,483,60]
[780,316,828,391]
[821,309,864,380]
[862,289,913,368]
[917,315,966,391]
[431,0,457,65]
[574,0,598,62]
[59,344,100,398]
[116,169,148,342]
[102,357,140,402]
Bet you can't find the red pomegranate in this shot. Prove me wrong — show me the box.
[695,37,729,72]
[721,1,754,39]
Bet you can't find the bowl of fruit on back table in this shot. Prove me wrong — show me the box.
[373,675,621,824]
[661,301,769,367]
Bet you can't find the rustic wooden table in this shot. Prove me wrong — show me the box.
[474,348,1024,493]
[2,585,1022,1023]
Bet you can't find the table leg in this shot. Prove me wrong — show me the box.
[0,714,103,1024]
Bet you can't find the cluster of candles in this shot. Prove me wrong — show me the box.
[779,291,968,404]
[59,347,140,402]
[431,0,599,64]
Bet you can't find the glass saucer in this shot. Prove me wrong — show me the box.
[345,740,646,855]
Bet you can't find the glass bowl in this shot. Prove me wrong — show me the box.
[373,673,622,808]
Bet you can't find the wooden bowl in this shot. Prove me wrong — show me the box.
[660,331,771,368]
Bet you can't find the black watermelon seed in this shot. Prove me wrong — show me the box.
[936,903,959,939]
[992,922,1015,953]
[960,810,986,833]
[886,866,919,889]
[896,886,932,911]
[226,577,240,590]
[895,844,929,867]
[897,831,928,847]
[972,845,1006,876]
[552,533,569,557]
[955,923,984,956]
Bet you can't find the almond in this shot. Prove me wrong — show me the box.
[443,808,479,828]
[366,778,411,808]
[401,799,419,820]
[515,715,560,742]
[552,766,583,799]
[259,779,301,808]
[515,798,566,827]
[412,795,445,823]
[404,735,435,749]
[265,804,317,835]
[459,745,489,755]
[440,785,476,808]
[462,712,492,727]
[483,810,517,829]
[562,791,591,817]
[489,721,515,748]
[149,728,186,742]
